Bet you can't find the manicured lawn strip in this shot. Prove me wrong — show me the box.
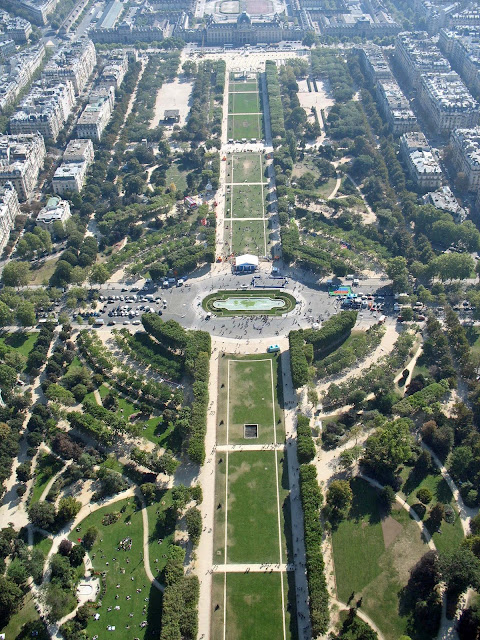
[229,153,266,183]
[0,332,37,358]
[228,91,260,114]
[213,450,227,563]
[70,498,162,640]
[230,184,265,218]
[227,113,262,140]
[211,572,287,640]
[30,453,64,505]
[224,450,281,563]
[68,355,82,370]
[400,468,464,553]
[203,290,296,317]
[0,591,40,639]
[230,219,266,255]
[145,490,175,580]
[216,352,285,445]
[229,80,258,92]
[228,359,275,443]
[332,478,431,640]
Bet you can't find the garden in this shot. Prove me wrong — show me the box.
[203,289,295,317]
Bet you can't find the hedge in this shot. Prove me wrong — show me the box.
[299,464,329,635]
[393,380,449,416]
[304,311,357,354]
[289,330,309,388]
[265,60,285,140]
[161,545,199,640]
[297,414,316,464]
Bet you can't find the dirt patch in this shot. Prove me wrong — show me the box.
[381,515,403,549]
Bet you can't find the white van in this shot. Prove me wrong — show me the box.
[353,278,359,286]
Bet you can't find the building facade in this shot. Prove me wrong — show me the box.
[400,131,443,189]
[0,133,45,200]
[0,181,19,254]
[450,127,480,190]
[36,196,71,229]
[419,72,479,134]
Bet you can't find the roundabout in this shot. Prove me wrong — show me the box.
[202,289,296,316]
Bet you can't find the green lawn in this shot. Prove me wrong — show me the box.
[227,184,265,219]
[228,91,260,114]
[211,572,294,640]
[68,355,82,370]
[228,219,267,256]
[70,498,162,640]
[32,530,53,556]
[214,450,287,564]
[227,113,262,140]
[0,332,37,358]
[227,153,267,184]
[400,467,464,553]
[30,453,64,505]
[332,478,431,640]
[217,354,284,444]
[229,80,258,92]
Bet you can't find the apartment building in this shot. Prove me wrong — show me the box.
[450,127,480,190]
[0,39,15,60]
[399,131,443,189]
[359,44,393,83]
[0,133,45,200]
[419,72,479,134]
[52,139,95,196]
[0,182,20,254]
[97,50,129,90]
[439,27,480,95]
[423,185,467,222]
[3,16,32,43]
[76,93,112,141]
[0,43,45,113]
[42,38,97,95]
[36,196,71,229]
[63,139,95,165]
[395,31,451,89]
[10,80,75,142]
[17,0,58,25]
[376,79,417,135]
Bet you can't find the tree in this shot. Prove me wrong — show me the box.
[16,302,36,327]
[1,262,29,288]
[416,488,433,505]
[429,502,445,530]
[69,544,85,567]
[140,483,157,505]
[185,506,202,547]
[58,539,73,556]
[362,419,414,479]
[0,301,13,327]
[380,485,396,513]
[386,257,409,293]
[82,526,98,550]
[338,446,362,471]
[6,559,28,586]
[57,497,81,524]
[0,575,23,624]
[88,264,110,286]
[326,480,353,523]
[439,548,480,598]
[28,501,56,530]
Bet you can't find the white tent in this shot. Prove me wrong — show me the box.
[235,254,259,268]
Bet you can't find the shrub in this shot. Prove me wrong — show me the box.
[416,488,433,505]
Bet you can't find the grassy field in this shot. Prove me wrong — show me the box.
[165,161,188,194]
[227,113,262,140]
[70,498,162,640]
[217,353,284,444]
[229,80,258,92]
[211,572,294,640]
[229,219,267,255]
[332,478,431,640]
[227,153,267,184]
[400,467,464,553]
[465,326,480,355]
[203,290,296,317]
[28,257,59,285]
[0,332,37,358]
[227,184,265,219]
[228,91,260,114]
[30,453,64,504]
